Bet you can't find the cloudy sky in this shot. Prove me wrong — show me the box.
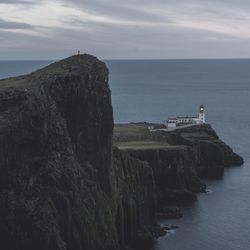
[1,0,250,59]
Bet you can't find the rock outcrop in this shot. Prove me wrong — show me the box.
[113,148,157,249]
[125,147,205,205]
[0,55,156,250]
[172,124,244,177]
[113,123,244,208]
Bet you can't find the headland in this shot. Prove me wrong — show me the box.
[0,55,244,250]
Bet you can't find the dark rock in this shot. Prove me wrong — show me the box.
[126,147,205,205]
[0,55,119,250]
[113,123,243,209]
[113,148,157,248]
[0,55,157,250]
[173,124,244,177]
[163,224,179,230]
[131,224,171,249]
[158,207,183,219]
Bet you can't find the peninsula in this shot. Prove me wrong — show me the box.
[0,55,243,250]
[114,122,243,209]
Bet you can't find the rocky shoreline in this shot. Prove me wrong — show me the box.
[114,122,244,221]
[0,55,243,250]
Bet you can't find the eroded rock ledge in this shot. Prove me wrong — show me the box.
[0,55,243,250]
[113,123,244,209]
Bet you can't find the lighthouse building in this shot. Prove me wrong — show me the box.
[165,105,206,128]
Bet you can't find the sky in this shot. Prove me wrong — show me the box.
[1,0,250,59]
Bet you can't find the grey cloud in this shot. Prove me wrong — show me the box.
[0,18,34,29]
[74,23,250,59]
[1,20,250,60]
[62,0,172,23]
[64,0,250,9]
[2,0,250,59]
[0,0,36,4]
[62,0,250,28]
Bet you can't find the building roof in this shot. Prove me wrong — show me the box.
[168,116,197,120]
[176,116,197,119]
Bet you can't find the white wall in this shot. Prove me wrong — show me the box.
[168,122,177,128]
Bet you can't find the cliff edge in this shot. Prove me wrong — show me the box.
[0,55,156,250]
[114,123,244,208]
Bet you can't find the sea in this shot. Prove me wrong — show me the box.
[1,59,250,250]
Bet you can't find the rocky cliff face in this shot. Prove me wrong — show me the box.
[113,123,243,209]
[0,55,244,250]
[126,147,205,205]
[113,148,157,249]
[0,55,156,250]
[172,124,244,177]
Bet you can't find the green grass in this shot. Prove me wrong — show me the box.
[113,123,188,150]
[114,140,186,150]
[0,54,101,91]
[114,123,150,134]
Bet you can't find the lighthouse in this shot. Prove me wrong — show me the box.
[164,105,206,129]
[199,105,205,123]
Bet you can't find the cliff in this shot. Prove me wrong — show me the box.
[0,55,156,250]
[0,55,244,250]
[113,148,157,249]
[113,123,243,208]
[126,147,204,205]
[172,124,244,177]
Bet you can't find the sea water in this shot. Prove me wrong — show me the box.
[1,59,250,250]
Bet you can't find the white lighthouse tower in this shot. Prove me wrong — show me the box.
[199,105,205,123]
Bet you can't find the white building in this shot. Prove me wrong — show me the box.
[164,105,205,128]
